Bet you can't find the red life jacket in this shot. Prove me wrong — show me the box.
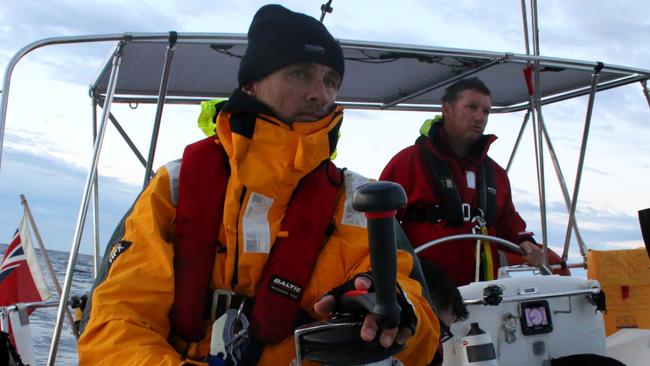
[410,135,497,227]
[170,136,342,343]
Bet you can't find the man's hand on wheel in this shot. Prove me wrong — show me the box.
[520,240,544,267]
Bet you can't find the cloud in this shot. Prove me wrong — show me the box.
[0,0,220,85]
[602,240,645,250]
[1,1,176,40]
[514,197,644,254]
[3,126,93,172]
[535,1,650,66]
[0,146,140,254]
[385,0,525,51]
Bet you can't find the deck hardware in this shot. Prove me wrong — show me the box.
[553,296,573,315]
[518,287,539,296]
[483,285,504,306]
[503,314,518,344]
[587,291,607,313]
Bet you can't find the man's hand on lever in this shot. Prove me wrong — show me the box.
[313,275,413,348]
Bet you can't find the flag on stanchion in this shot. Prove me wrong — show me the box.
[1,215,51,365]
[0,215,50,306]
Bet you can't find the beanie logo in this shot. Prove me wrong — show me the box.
[304,44,325,54]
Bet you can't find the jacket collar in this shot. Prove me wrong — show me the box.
[215,91,343,198]
[426,120,497,167]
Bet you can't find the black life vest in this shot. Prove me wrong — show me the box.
[407,135,496,227]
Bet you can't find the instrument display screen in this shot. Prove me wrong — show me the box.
[520,300,553,335]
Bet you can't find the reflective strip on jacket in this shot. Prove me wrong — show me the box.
[78,107,439,365]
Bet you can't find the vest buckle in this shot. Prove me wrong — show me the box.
[462,203,472,222]
[211,289,235,322]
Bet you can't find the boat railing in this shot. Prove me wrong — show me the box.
[0,301,59,333]
[463,287,601,306]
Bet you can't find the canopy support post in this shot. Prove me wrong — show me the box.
[107,111,149,168]
[143,32,177,187]
[506,108,531,172]
[530,102,548,263]
[91,99,101,278]
[47,40,126,366]
[540,120,588,260]
[562,62,603,262]
[529,0,549,267]
[520,0,531,55]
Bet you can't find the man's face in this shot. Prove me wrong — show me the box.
[242,62,342,123]
[442,89,492,146]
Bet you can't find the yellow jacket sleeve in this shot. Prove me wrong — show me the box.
[78,165,183,365]
[395,254,440,365]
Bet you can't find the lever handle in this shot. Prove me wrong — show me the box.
[352,181,407,329]
[294,181,408,366]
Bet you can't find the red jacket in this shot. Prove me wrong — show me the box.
[380,123,534,285]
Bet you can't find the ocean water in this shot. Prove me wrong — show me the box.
[1,243,95,365]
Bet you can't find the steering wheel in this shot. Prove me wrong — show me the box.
[413,233,552,275]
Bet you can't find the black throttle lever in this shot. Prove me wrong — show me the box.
[294,181,407,366]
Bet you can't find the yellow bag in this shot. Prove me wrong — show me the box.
[587,248,650,335]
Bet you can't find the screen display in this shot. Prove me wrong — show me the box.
[524,306,549,327]
[520,300,553,335]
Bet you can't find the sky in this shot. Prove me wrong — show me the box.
[0,0,649,268]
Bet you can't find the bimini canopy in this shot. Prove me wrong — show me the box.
[90,33,649,113]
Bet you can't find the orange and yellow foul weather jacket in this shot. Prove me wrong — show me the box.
[78,95,439,365]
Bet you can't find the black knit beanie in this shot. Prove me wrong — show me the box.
[238,4,345,86]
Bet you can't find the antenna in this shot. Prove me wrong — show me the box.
[320,0,333,23]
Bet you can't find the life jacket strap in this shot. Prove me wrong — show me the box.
[415,138,496,227]
[171,137,229,342]
[250,161,342,343]
[477,157,496,227]
[404,203,484,224]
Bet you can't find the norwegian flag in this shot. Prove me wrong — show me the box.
[0,215,50,307]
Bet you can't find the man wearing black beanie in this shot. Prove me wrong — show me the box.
[239,4,345,88]
[79,4,438,366]
[238,4,345,124]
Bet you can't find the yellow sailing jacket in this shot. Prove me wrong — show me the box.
[78,104,438,365]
